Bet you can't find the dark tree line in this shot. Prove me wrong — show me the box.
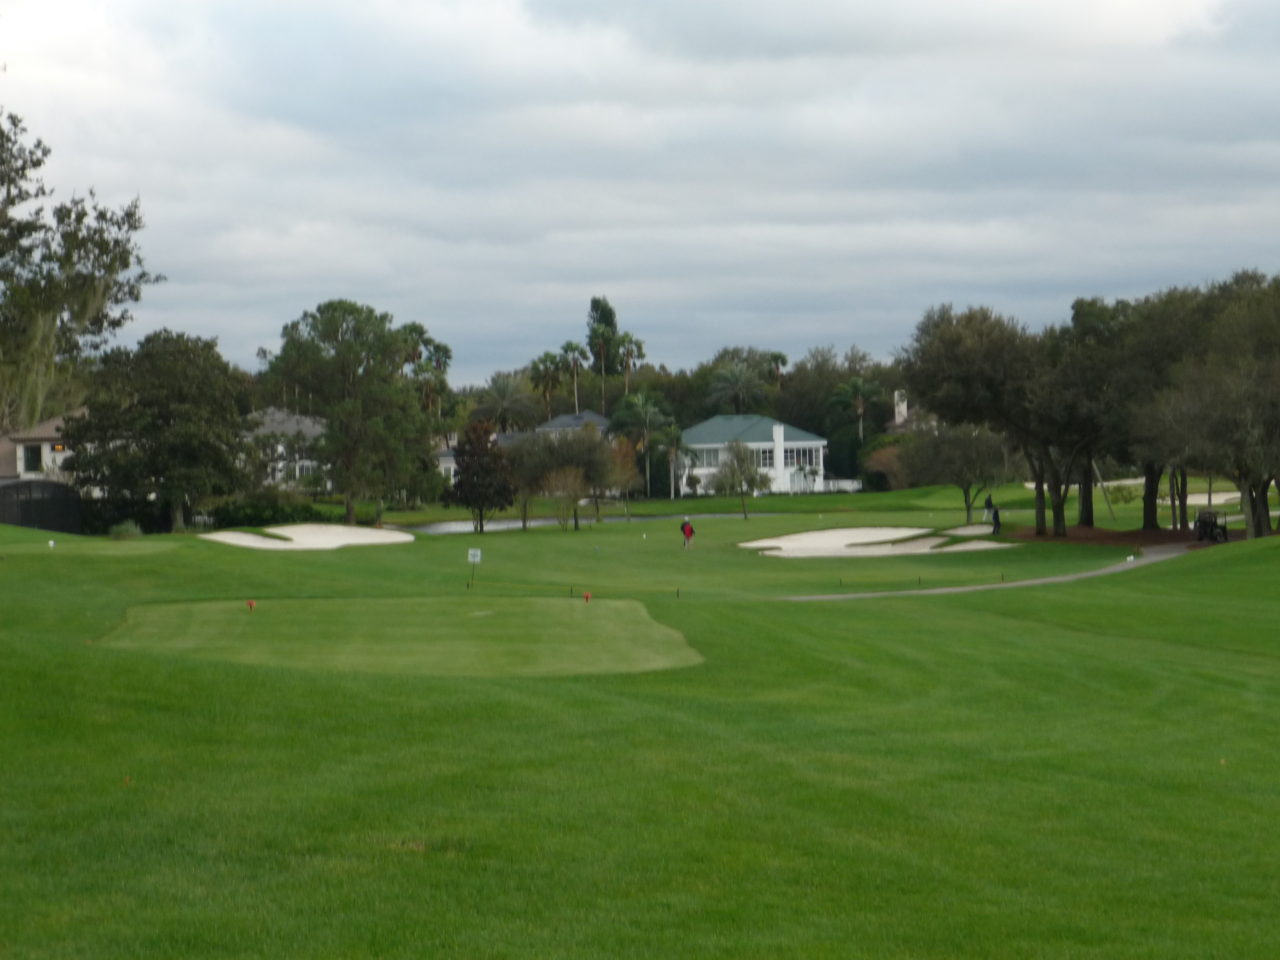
[901,271,1280,538]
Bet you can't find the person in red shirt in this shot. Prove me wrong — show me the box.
[680,517,695,549]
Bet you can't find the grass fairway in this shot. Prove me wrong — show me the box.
[3,511,1279,958]
[103,598,701,676]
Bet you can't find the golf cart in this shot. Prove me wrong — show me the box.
[1195,509,1229,543]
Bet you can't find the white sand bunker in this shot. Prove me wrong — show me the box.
[199,523,414,551]
[741,526,1014,558]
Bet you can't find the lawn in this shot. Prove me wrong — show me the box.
[2,510,1278,958]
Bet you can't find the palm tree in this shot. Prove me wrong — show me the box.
[560,341,590,414]
[409,335,452,423]
[829,375,880,441]
[708,360,765,414]
[610,391,669,497]
[766,351,788,387]
[528,351,564,419]
[474,372,536,433]
[655,421,690,500]
[617,332,645,395]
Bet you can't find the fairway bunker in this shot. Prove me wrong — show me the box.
[100,597,703,678]
[199,523,414,550]
[740,526,1015,558]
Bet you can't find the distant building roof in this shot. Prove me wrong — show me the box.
[248,407,326,440]
[8,413,74,443]
[682,414,825,446]
[537,410,610,433]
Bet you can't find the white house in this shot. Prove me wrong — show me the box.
[681,415,828,495]
[247,407,326,488]
[1,414,75,481]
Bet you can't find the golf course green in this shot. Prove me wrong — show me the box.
[3,499,1277,958]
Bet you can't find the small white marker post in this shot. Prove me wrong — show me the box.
[467,548,482,588]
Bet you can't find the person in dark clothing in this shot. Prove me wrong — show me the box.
[680,518,695,549]
[983,494,994,523]
[991,505,1001,535]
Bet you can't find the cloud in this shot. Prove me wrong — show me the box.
[2,0,1277,386]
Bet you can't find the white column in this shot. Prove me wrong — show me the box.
[772,423,785,493]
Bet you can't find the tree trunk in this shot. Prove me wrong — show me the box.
[1142,461,1163,531]
[345,493,357,526]
[740,492,749,519]
[1245,477,1274,538]
[963,485,974,524]
[1024,448,1047,536]
[1077,457,1095,527]
[1168,470,1177,531]
[1177,466,1190,531]
[170,499,185,534]
[1237,479,1256,538]
[1044,453,1068,537]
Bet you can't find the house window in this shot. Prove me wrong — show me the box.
[23,445,42,473]
[784,449,797,467]
[791,447,818,468]
[755,448,774,469]
[693,448,719,468]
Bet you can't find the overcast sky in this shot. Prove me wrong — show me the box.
[4,0,1278,385]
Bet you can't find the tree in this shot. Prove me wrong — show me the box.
[1134,276,1280,538]
[528,351,565,419]
[546,426,611,529]
[900,306,1060,532]
[711,440,766,519]
[262,300,442,524]
[1,111,159,433]
[617,331,645,395]
[608,436,644,517]
[654,421,690,501]
[409,333,452,424]
[772,346,847,435]
[505,431,555,530]
[708,360,766,414]
[473,371,537,432]
[898,423,1008,523]
[63,330,248,532]
[609,390,670,497]
[829,375,880,442]
[560,340,590,414]
[444,419,515,532]
[586,296,620,411]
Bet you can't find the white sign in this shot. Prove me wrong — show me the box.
[468,548,482,564]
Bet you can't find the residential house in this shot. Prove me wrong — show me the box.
[247,407,326,488]
[536,410,610,435]
[1,414,75,481]
[681,414,828,495]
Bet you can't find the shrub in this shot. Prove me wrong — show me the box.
[108,520,142,540]
[209,489,325,529]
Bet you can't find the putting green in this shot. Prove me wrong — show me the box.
[100,596,702,677]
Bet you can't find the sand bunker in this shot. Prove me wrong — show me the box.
[741,526,1014,559]
[199,523,414,551]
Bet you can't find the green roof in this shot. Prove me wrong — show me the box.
[682,415,825,446]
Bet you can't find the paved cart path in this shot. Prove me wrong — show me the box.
[788,543,1191,602]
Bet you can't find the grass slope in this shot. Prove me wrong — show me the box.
[2,516,1277,958]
